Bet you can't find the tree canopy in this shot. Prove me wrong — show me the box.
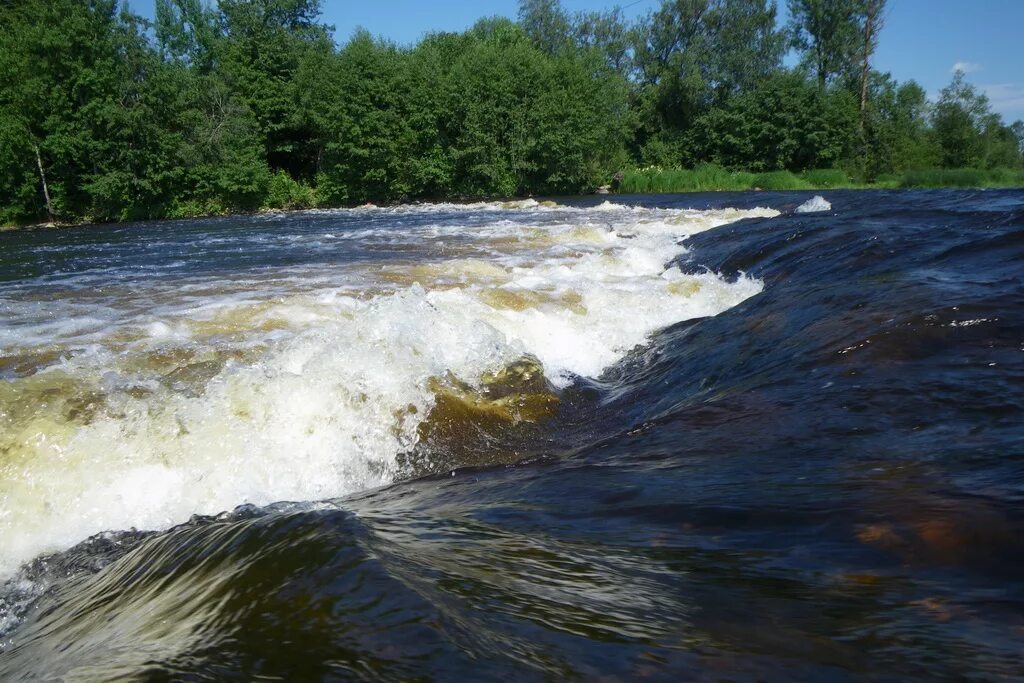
[0,0,1020,224]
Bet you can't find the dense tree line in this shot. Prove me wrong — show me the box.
[0,0,1021,224]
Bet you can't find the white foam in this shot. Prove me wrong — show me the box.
[796,195,832,213]
[0,202,779,578]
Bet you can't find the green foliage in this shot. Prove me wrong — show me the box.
[216,0,334,180]
[622,164,1020,194]
[688,164,755,190]
[630,0,785,151]
[751,170,811,190]
[519,0,572,55]
[307,21,631,203]
[2,0,1021,226]
[0,110,38,224]
[155,0,218,69]
[1011,121,1024,156]
[172,73,272,212]
[899,168,1024,189]
[620,165,867,193]
[0,0,188,222]
[264,170,318,209]
[165,197,229,219]
[932,71,990,168]
[800,168,850,187]
[690,71,859,171]
[447,20,631,197]
[571,7,631,74]
[855,74,940,179]
[786,0,864,88]
[309,31,415,203]
[620,164,756,193]
[980,117,1023,169]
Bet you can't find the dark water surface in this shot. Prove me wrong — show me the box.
[1,190,1023,680]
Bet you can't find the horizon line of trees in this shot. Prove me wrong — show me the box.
[1,0,1022,224]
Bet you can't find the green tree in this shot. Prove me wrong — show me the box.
[932,70,991,168]
[630,0,783,160]
[170,71,271,214]
[518,0,572,55]
[855,74,938,177]
[0,0,187,221]
[857,0,885,132]
[217,0,334,180]
[154,0,218,69]
[787,0,863,89]
[451,19,629,196]
[2,0,1018,225]
[691,70,858,171]
[309,30,416,203]
[708,0,786,99]
[0,0,50,221]
[571,7,632,75]
[979,114,1023,169]
[1010,120,1024,159]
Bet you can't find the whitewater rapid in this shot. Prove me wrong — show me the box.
[0,200,778,577]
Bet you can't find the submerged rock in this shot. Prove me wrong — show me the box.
[399,357,560,476]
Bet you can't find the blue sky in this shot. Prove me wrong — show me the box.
[127,0,1024,122]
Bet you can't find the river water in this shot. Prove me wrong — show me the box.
[0,191,1022,680]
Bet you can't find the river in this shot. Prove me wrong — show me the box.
[1,190,1022,680]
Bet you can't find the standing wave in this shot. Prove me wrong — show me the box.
[0,201,776,580]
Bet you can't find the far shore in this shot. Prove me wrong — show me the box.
[618,165,1024,194]
[3,170,1022,233]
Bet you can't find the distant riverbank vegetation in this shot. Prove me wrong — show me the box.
[621,165,1024,193]
[2,0,1022,225]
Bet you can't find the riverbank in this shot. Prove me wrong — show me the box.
[4,171,1023,232]
[620,165,1024,194]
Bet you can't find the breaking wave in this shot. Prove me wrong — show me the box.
[0,200,776,578]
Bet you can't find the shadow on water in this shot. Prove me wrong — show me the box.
[2,190,1024,680]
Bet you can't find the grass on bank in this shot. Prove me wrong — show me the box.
[619,164,1024,194]
[898,167,1024,188]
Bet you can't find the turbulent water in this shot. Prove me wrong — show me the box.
[0,191,1022,680]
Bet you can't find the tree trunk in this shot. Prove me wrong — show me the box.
[817,48,827,91]
[34,143,54,219]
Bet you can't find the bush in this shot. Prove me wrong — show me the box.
[263,171,318,210]
[166,198,229,219]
